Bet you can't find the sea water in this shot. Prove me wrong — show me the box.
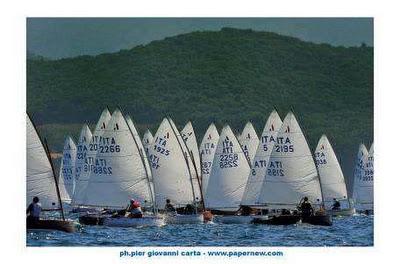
[27,213,372,246]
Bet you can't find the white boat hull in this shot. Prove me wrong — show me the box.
[327,208,356,217]
[164,214,204,224]
[103,216,165,227]
[213,215,253,224]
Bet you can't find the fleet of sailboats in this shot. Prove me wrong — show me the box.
[27,108,373,231]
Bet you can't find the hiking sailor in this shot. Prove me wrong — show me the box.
[164,199,176,214]
[332,198,341,211]
[127,199,143,218]
[299,197,314,217]
[26,196,42,223]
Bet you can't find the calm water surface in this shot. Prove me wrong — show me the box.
[27,214,373,247]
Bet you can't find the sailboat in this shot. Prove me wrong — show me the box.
[205,125,251,223]
[199,123,219,196]
[70,124,92,212]
[254,112,332,226]
[142,129,154,157]
[26,114,77,232]
[238,122,259,164]
[58,136,77,205]
[149,117,203,224]
[72,108,111,210]
[79,109,163,227]
[315,135,355,216]
[353,143,373,214]
[241,110,282,208]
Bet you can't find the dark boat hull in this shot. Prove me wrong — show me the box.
[79,214,110,225]
[301,214,333,226]
[252,215,301,225]
[27,219,77,233]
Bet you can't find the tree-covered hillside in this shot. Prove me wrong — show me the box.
[27,28,373,189]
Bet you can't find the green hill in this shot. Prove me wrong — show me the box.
[27,27,373,189]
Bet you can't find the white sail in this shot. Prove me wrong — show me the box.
[241,111,282,206]
[126,115,155,202]
[352,143,370,209]
[169,118,201,201]
[73,108,111,206]
[71,124,92,206]
[149,118,198,209]
[82,110,153,208]
[199,123,219,194]
[142,129,154,156]
[257,112,322,209]
[205,125,251,211]
[238,122,259,164]
[58,136,77,203]
[26,115,59,209]
[314,135,348,206]
[181,122,202,180]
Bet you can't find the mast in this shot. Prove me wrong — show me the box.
[190,150,205,211]
[44,139,65,221]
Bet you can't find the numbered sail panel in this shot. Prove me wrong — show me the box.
[205,125,251,211]
[26,115,60,209]
[181,121,202,181]
[241,110,282,206]
[82,109,153,208]
[199,123,219,195]
[149,118,198,209]
[238,122,259,165]
[257,112,322,209]
[73,108,111,205]
[58,136,77,203]
[352,144,369,204]
[142,129,154,156]
[314,135,348,205]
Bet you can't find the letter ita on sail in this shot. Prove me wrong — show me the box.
[149,118,198,209]
[181,121,202,182]
[82,110,154,209]
[314,135,348,206]
[257,112,322,209]
[142,129,154,156]
[241,110,282,206]
[58,136,77,203]
[238,122,259,165]
[199,123,219,195]
[353,143,373,210]
[26,115,60,209]
[72,108,111,206]
[205,125,251,211]
[71,124,92,206]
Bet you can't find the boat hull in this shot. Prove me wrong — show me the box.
[27,219,77,233]
[213,215,253,224]
[301,215,333,226]
[251,215,301,225]
[164,214,204,224]
[327,208,356,217]
[79,214,110,225]
[103,216,165,227]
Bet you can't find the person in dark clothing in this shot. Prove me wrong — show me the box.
[238,206,252,216]
[299,197,314,217]
[184,204,196,215]
[26,196,41,223]
[165,199,176,214]
[332,198,341,211]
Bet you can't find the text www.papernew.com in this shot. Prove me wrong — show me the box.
[120,249,284,258]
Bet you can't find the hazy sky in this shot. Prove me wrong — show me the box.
[27,18,373,59]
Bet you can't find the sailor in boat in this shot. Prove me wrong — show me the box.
[237,205,252,216]
[299,197,314,217]
[165,199,176,214]
[127,199,143,218]
[331,198,341,211]
[26,196,41,224]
